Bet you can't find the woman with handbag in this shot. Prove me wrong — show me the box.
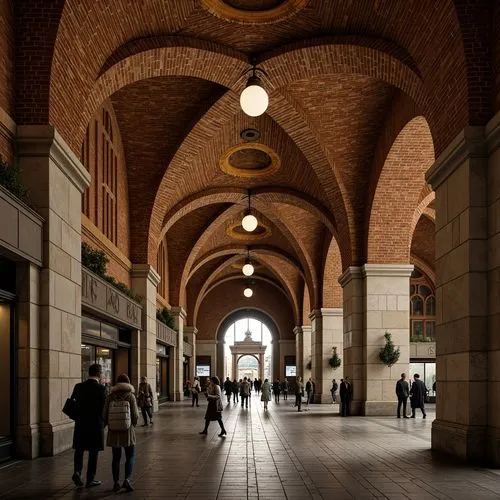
[137,376,154,426]
[199,376,226,437]
[261,379,271,410]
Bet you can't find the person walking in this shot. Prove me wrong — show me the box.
[138,376,154,426]
[261,378,271,410]
[71,363,107,489]
[240,377,250,408]
[231,379,239,403]
[331,379,338,403]
[295,376,304,412]
[272,378,281,403]
[339,377,352,416]
[305,378,313,407]
[199,376,226,437]
[281,378,289,400]
[395,373,410,418]
[191,376,201,407]
[103,374,139,492]
[223,377,232,404]
[410,373,427,418]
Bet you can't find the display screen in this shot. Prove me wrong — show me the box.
[196,365,210,377]
[285,366,296,377]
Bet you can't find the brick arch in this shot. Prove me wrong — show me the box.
[410,191,435,251]
[367,116,435,263]
[190,249,301,325]
[410,255,435,287]
[196,274,298,327]
[302,281,311,326]
[322,236,343,309]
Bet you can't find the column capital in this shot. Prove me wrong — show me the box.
[184,326,198,336]
[309,309,322,321]
[301,325,312,334]
[425,126,486,190]
[131,264,161,287]
[362,263,414,278]
[320,307,343,317]
[338,266,363,288]
[16,125,91,193]
[293,326,302,336]
[486,109,500,154]
[170,306,187,320]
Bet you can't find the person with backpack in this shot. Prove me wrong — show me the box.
[103,373,139,492]
[137,376,154,426]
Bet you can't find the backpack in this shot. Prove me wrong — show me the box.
[108,399,131,431]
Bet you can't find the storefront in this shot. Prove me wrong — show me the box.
[156,321,177,403]
[81,268,142,385]
[0,259,16,462]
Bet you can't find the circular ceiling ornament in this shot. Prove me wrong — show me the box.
[240,128,260,142]
[201,0,309,24]
[227,221,272,241]
[243,287,253,298]
[220,142,280,178]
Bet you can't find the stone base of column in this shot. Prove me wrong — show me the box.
[432,420,487,465]
[487,427,500,467]
[313,393,333,404]
[362,401,397,416]
[349,401,363,416]
[39,421,75,456]
[16,424,40,459]
[173,391,184,402]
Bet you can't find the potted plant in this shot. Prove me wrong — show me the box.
[328,346,342,369]
[379,332,400,367]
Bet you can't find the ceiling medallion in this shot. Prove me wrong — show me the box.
[201,0,309,24]
[220,142,280,178]
[240,128,260,142]
[227,221,272,241]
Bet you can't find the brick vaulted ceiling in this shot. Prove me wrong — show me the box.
[14,0,490,332]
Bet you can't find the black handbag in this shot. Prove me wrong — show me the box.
[62,397,78,420]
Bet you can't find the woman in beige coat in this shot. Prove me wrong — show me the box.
[103,374,139,492]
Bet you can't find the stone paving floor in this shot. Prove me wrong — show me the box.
[0,397,499,499]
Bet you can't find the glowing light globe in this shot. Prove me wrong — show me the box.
[242,263,254,276]
[240,83,268,117]
[242,214,258,232]
[243,287,253,298]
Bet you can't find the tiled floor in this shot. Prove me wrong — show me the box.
[0,397,499,499]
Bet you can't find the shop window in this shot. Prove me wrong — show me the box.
[410,271,436,340]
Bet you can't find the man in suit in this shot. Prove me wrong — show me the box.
[395,372,410,418]
[71,363,107,488]
[410,373,427,419]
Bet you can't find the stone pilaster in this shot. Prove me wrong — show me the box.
[16,125,91,456]
[197,339,218,377]
[131,264,160,410]
[184,326,197,383]
[426,125,490,463]
[16,262,40,458]
[170,307,186,401]
[309,308,343,403]
[293,326,303,379]
[279,339,295,379]
[362,264,413,415]
[486,112,500,466]
[339,267,364,415]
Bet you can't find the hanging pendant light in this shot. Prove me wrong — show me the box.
[243,287,253,298]
[240,64,269,117]
[242,247,254,276]
[242,190,258,232]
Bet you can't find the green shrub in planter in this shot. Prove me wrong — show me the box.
[0,157,30,204]
[305,359,312,370]
[379,332,400,367]
[82,243,108,276]
[156,307,176,330]
[328,347,342,369]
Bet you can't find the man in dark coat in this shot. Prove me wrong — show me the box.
[395,372,410,418]
[71,363,107,488]
[339,377,353,416]
[410,373,427,418]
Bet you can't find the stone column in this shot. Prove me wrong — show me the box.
[279,339,295,379]
[184,326,197,383]
[426,126,490,463]
[303,325,312,381]
[130,265,160,410]
[170,307,186,401]
[232,353,236,380]
[362,264,413,415]
[310,308,343,403]
[339,267,364,415]
[259,353,264,380]
[16,125,91,456]
[294,326,303,378]
[197,339,218,377]
[16,262,40,458]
